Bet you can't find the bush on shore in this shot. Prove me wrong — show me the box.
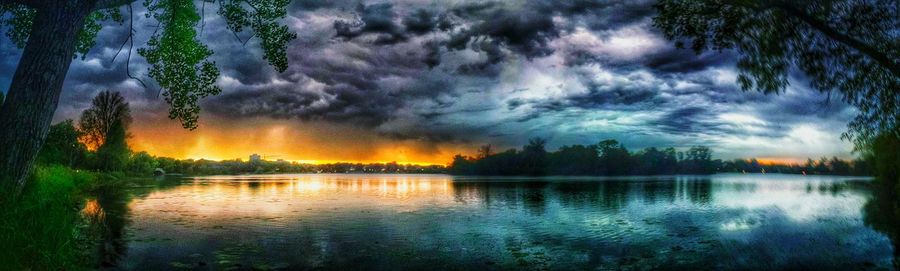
[0,166,100,270]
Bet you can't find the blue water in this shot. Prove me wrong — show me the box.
[91,173,894,270]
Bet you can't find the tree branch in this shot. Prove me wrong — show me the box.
[775,3,900,77]
[93,0,138,10]
[0,0,34,8]
[123,3,148,89]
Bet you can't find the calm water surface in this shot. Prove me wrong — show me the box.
[89,174,898,270]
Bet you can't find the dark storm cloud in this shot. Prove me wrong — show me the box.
[288,0,338,11]
[652,106,719,134]
[512,84,663,121]
[204,35,460,129]
[0,0,857,158]
[573,84,662,109]
[577,0,657,30]
[334,3,408,45]
[652,104,786,139]
[446,6,557,59]
[402,9,438,35]
[642,49,737,73]
[203,83,331,120]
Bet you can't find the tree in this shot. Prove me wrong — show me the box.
[0,0,296,198]
[815,157,830,174]
[95,120,130,172]
[78,90,132,150]
[521,138,548,175]
[634,147,678,175]
[448,154,475,175]
[653,0,898,158]
[126,151,158,175]
[549,144,598,175]
[865,134,900,189]
[477,144,493,159]
[681,146,714,174]
[36,120,87,167]
[597,139,632,175]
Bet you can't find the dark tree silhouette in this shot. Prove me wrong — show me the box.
[597,139,632,175]
[865,134,900,186]
[548,144,599,175]
[0,0,296,199]
[36,120,88,168]
[477,144,493,159]
[653,0,898,149]
[95,120,129,172]
[78,91,132,150]
[450,139,731,176]
[522,138,549,175]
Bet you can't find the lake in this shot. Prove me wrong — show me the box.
[88,173,899,270]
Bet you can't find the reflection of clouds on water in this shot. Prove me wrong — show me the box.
[708,174,869,222]
[112,174,890,270]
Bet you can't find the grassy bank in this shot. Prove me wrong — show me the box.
[0,166,117,270]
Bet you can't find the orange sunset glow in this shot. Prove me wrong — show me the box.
[127,114,476,165]
[752,158,807,166]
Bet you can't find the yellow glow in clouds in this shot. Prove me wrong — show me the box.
[128,115,474,165]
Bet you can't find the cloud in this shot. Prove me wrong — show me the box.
[0,0,858,161]
[333,3,408,45]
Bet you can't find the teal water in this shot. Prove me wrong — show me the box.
[91,174,896,270]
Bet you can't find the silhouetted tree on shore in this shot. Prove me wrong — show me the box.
[78,91,131,150]
[521,138,548,175]
[597,140,633,175]
[36,120,88,168]
[722,158,869,176]
[449,139,720,176]
[0,0,296,199]
[95,120,129,172]
[866,134,900,189]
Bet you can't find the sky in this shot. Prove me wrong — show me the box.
[0,0,858,164]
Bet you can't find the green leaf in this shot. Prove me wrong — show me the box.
[139,0,221,130]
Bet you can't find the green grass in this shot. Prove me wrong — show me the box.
[0,166,97,270]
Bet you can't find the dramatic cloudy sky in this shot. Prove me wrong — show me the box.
[0,0,857,164]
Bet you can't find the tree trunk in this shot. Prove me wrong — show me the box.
[0,1,95,201]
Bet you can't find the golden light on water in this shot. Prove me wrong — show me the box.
[127,175,457,226]
[81,199,105,222]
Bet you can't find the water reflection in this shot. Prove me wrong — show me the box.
[863,184,900,268]
[82,186,132,268]
[88,174,896,270]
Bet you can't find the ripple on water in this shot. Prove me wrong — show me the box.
[101,174,893,270]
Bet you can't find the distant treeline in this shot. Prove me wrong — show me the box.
[449,138,870,176]
[153,158,445,175]
[720,157,869,176]
[38,93,868,177]
[35,91,445,176]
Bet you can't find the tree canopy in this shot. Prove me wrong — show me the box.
[95,119,129,171]
[36,120,87,168]
[0,0,296,130]
[78,90,132,150]
[449,139,719,176]
[653,0,899,148]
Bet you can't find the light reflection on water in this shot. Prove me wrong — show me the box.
[96,174,893,270]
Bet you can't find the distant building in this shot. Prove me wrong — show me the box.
[250,153,262,163]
